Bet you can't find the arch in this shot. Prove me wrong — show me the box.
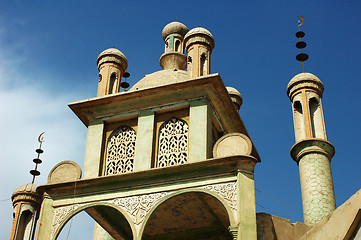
[157,117,188,168]
[309,96,325,138]
[105,125,136,175]
[175,40,181,52]
[293,99,306,141]
[187,56,193,76]
[15,209,33,240]
[108,72,117,94]
[97,74,103,96]
[140,189,235,240]
[53,202,135,240]
[200,53,207,76]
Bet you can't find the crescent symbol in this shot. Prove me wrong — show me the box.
[38,132,45,143]
[297,16,304,27]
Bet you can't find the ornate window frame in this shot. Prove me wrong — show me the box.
[105,125,137,175]
[156,117,189,168]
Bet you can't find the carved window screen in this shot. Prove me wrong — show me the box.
[157,117,188,168]
[105,126,136,175]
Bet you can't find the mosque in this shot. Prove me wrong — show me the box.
[9,21,361,239]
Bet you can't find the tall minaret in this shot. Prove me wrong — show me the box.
[96,48,128,97]
[184,27,215,78]
[287,17,336,225]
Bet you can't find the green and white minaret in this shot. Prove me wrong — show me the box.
[287,17,336,225]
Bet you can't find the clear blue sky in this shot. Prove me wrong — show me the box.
[1,0,360,239]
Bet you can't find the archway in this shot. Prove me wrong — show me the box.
[142,191,233,240]
[57,211,94,239]
[55,204,134,240]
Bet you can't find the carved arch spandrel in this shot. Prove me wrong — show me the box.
[137,182,237,239]
[51,202,135,240]
[50,182,237,239]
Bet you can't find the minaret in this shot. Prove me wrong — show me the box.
[96,48,128,97]
[10,184,42,240]
[10,134,44,239]
[287,17,336,225]
[159,21,188,70]
[184,27,215,78]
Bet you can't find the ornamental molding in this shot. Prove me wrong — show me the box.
[51,181,237,237]
[197,182,237,211]
[52,203,81,238]
[111,192,168,225]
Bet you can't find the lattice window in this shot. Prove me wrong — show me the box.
[105,126,136,175]
[157,117,188,168]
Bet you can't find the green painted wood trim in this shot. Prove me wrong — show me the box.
[134,110,155,171]
[189,98,212,163]
[83,123,104,179]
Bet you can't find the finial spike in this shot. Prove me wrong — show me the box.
[295,16,308,73]
[31,132,45,184]
[297,16,304,31]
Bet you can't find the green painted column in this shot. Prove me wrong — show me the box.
[189,99,212,163]
[291,139,336,225]
[35,195,54,240]
[236,171,257,240]
[83,121,104,179]
[134,110,155,171]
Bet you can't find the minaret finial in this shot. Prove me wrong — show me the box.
[296,16,308,73]
[30,132,45,184]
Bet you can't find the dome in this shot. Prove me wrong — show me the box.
[226,86,242,98]
[12,184,38,198]
[12,183,41,205]
[226,86,243,110]
[129,69,188,92]
[97,48,126,61]
[287,72,324,98]
[287,72,323,89]
[162,22,189,40]
[184,27,214,40]
[97,47,128,71]
[184,27,215,50]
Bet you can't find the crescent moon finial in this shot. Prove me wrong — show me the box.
[38,132,45,143]
[297,16,304,27]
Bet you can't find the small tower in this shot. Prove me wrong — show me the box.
[159,21,188,70]
[287,18,336,225]
[10,184,42,240]
[226,86,243,111]
[184,27,215,78]
[10,134,44,239]
[96,48,128,97]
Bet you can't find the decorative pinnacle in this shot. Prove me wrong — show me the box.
[295,16,309,73]
[30,132,45,184]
